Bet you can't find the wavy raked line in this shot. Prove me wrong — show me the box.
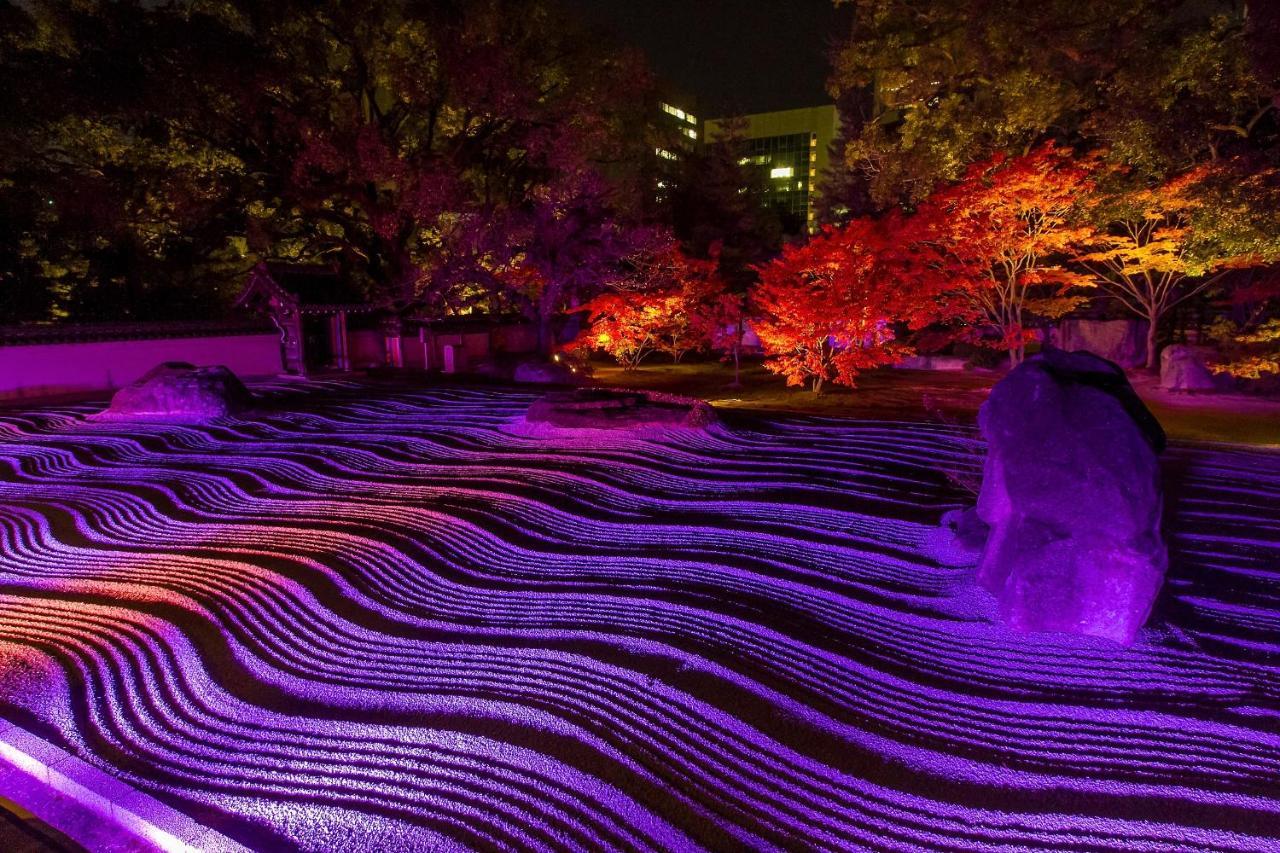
[0,381,1277,851]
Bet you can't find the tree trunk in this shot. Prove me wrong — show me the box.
[536,283,562,358]
[536,311,553,357]
[729,315,744,389]
[1007,320,1025,367]
[1145,313,1159,372]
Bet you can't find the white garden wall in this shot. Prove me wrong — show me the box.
[0,333,282,401]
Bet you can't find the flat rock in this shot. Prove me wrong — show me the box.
[893,355,968,371]
[975,348,1167,645]
[525,389,716,431]
[94,362,253,422]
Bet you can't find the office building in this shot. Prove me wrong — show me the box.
[652,86,701,202]
[705,105,840,234]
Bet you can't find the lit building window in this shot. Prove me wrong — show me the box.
[685,113,697,125]
[656,147,678,161]
[661,103,687,121]
[771,166,794,179]
[683,128,697,140]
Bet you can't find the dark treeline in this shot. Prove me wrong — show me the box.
[0,0,676,337]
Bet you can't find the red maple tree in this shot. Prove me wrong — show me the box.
[910,144,1098,365]
[691,287,749,387]
[752,216,962,393]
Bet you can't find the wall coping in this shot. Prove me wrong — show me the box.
[0,717,250,852]
[0,321,275,347]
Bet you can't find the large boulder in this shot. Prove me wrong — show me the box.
[975,348,1167,645]
[1049,318,1148,368]
[95,362,253,422]
[1160,344,1219,392]
[513,359,581,385]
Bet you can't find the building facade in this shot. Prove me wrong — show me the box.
[651,86,701,203]
[705,105,840,234]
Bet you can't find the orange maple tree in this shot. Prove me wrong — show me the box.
[574,244,731,369]
[752,216,962,393]
[911,144,1097,365]
[575,289,681,369]
[1081,162,1279,370]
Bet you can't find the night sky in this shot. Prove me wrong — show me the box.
[562,0,842,118]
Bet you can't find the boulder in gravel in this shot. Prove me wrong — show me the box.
[95,362,253,422]
[1160,344,1219,392]
[975,348,1167,645]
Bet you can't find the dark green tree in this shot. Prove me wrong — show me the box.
[0,0,654,324]
[827,0,1279,206]
[668,118,782,290]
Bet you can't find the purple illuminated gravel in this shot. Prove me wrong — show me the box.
[0,379,1276,851]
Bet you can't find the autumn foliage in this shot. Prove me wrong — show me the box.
[1210,269,1280,380]
[910,145,1098,365]
[577,289,681,369]
[752,216,963,393]
[583,144,1279,394]
[1082,162,1280,369]
[574,243,731,370]
[751,146,1101,391]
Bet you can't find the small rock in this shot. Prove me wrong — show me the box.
[924,507,989,567]
[1050,318,1149,369]
[892,355,969,371]
[944,507,990,552]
